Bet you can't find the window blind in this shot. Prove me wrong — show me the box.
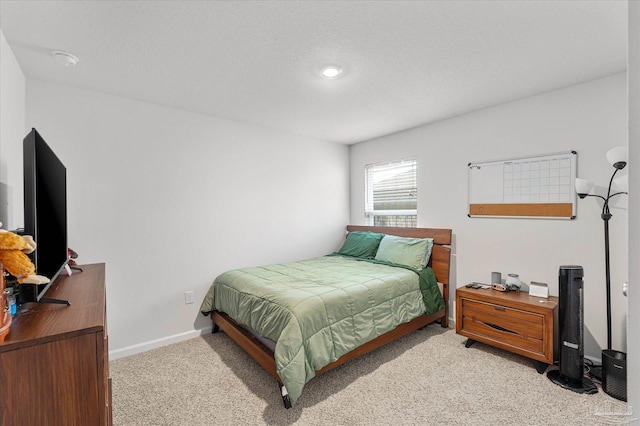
[365,159,417,227]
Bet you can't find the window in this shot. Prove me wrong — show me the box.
[365,159,417,227]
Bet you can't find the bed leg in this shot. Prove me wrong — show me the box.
[212,323,220,334]
[281,385,292,409]
[441,315,449,328]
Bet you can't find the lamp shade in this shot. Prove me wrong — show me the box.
[606,146,627,169]
[613,174,628,192]
[575,178,593,198]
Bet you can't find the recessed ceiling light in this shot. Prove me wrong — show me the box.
[321,66,342,79]
[51,50,79,67]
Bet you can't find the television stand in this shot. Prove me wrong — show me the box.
[17,282,70,306]
[38,297,70,306]
[64,264,84,275]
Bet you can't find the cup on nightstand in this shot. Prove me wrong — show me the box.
[505,274,522,291]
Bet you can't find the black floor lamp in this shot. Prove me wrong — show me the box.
[575,145,628,401]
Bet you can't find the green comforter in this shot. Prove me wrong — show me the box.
[200,255,444,406]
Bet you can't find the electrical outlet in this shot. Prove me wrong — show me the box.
[184,291,195,305]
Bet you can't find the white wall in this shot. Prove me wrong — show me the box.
[23,79,349,356]
[350,74,628,359]
[0,30,25,229]
[627,0,639,415]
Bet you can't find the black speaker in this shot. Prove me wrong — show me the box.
[602,349,627,401]
[547,265,597,394]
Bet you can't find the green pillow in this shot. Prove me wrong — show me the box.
[337,231,385,258]
[374,235,434,269]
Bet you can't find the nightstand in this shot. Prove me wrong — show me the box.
[456,286,558,373]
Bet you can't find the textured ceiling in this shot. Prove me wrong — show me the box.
[0,1,628,144]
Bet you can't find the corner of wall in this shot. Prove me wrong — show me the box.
[0,30,26,229]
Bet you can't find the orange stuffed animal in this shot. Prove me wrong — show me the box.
[0,227,37,280]
[0,224,48,343]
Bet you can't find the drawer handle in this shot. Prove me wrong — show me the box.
[486,323,517,334]
[494,306,506,311]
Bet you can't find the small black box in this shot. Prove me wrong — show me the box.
[18,283,39,304]
[602,349,627,402]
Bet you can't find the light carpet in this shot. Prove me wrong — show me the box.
[110,326,628,425]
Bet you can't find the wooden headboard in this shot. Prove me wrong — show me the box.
[345,225,452,285]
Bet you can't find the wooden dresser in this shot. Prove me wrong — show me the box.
[456,286,558,373]
[0,263,112,425]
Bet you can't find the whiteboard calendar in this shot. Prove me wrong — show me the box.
[468,151,577,218]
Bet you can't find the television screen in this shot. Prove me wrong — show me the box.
[23,128,68,301]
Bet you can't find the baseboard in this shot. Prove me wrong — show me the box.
[585,353,603,365]
[110,316,596,363]
[112,315,455,360]
[109,326,213,360]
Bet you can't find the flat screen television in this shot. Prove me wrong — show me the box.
[22,128,69,303]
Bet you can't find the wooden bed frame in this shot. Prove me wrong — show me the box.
[210,226,452,407]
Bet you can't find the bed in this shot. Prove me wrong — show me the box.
[200,225,452,408]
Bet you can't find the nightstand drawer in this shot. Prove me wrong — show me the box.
[461,299,544,339]
[461,315,544,355]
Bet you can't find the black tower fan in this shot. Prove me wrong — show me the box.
[547,265,597,394]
